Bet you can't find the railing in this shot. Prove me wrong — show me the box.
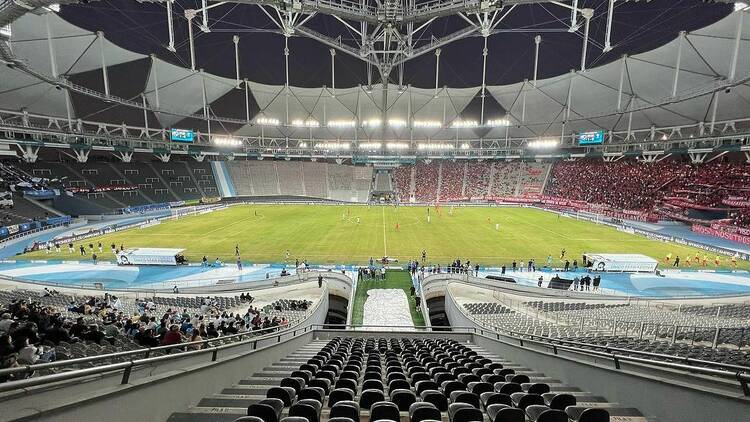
[489,288,750,350]
[0,220,78,247]
[471,325,750,397]
[0,293,326,392]
[442,287,750,395]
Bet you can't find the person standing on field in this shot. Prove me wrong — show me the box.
[318,274,323,288]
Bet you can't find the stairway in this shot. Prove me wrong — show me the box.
[62,163,128,209]
[166,338,648,422]
[166,341,329,422]
[147,162,181,201]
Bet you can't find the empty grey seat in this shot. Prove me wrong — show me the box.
[486,404,525,422]
[448,402,484,422]
[370,401,400,422]
[526,405,568,422]
[409,401,441,422]
[565,407,610,422]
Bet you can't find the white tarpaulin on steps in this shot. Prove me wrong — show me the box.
[362,289,413,329]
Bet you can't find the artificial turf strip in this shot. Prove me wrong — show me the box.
[350,270,426,327]
[19,204,750,270]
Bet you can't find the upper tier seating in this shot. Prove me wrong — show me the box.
[393,161,551,203]
[225,161,371,202]
[168,336,637,422]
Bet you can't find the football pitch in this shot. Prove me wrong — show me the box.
[20,204,750,270]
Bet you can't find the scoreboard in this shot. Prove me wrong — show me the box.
[577,130,605,145]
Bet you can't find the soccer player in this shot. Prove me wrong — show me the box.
[714,256,721,267]
[356,217,361,224]
[235,244,240,256]
[673,256,680,267]
[395,222,400,231]
[702,255,709,266]
[732,255,738,268]
[285,249,290,261]
[685,256,691,266]
[560,249,566,259]
[421,250,427,263]
[665,253,672,264]
[546,255,553,268]
[97,242,103,253]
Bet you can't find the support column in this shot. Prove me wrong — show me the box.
[434,48,441,97]
[166,0,176,52]
[709,91,719,133]
[533,35,541,87]
[580,9,593,72]
[156,153,171,163]
[201,70,208,120]
[187,12,197,71]
[72,149,90,163]
[729,10,744,82]
[672,31,685,97]
[603,0,615,52]
[19,145,39,163]
[566,69,575,121]
[521,80,527,124]
[330,49,336,97]
[284,36,290,125]
[115,151,133,163]
[244,79,251,123]
[480,36,489,124]
[617,55,627,112]
[141,94,149,131]
[233,35,241,88]
[97,31,110,97]
[151,54,160,108]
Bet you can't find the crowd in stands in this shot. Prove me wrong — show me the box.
[545,157,750,227]
[0,288,311,382]
[438,161,464,201]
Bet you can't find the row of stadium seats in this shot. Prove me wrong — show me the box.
[461,299,750,366]
[0,286,317,380]
[393,161,550,202]
[226,161,372,202]
[168,336,636,422]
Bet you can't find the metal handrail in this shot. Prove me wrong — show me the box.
[0,324,318,394]
[0,296,323,379]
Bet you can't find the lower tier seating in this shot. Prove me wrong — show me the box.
[167,336,647,422]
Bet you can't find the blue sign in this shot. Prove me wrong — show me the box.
[577,130,605,145]
[171,128,194,143]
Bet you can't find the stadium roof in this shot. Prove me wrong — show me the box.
[0,1,748,142]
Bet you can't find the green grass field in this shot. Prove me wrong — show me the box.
[19,204,749,269]
[351,270,425,326]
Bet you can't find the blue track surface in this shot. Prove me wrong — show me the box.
[481,268,750,298]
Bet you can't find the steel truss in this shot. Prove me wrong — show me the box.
[0,0,744,143]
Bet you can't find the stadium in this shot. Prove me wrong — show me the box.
[1,0,750,421]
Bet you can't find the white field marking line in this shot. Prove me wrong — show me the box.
[382,206,388,256]
[504,213,572,240]
[203,214,260,236]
